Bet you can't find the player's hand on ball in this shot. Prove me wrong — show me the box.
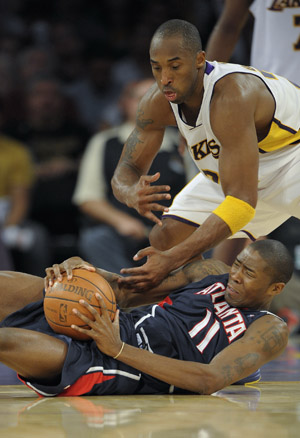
[71,294,122,358]
[45,256,96,289]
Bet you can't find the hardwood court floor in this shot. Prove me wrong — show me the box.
[0,336,299,438]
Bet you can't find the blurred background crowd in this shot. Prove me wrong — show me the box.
[0,0,299,330]
[0,0,251,273]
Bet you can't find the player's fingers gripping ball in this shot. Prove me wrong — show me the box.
[44,268,117,340]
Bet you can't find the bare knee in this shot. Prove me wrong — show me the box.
[149,218,197,250]
[0,327,67,381]
[0,327,23,360]
[0,271,44,322]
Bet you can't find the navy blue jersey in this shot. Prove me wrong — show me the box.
[132,274,268,363]
[1,274,268,396]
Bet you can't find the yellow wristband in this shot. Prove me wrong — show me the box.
[212,196,255,235]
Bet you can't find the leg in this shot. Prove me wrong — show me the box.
[149,217,197,250]
[0,271,44,322]
[0,327,67,381]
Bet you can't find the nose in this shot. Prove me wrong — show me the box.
[161,70,172,86]
[230,267,242,284]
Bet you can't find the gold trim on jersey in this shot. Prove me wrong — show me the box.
[258,118,300,153]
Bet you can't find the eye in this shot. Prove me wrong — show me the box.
[151,65,161,71]
[172,65,180,70]
[246,270,255,278]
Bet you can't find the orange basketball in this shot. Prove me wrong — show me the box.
[44,268,117,340]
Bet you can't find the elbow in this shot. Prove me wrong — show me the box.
[197,376,223,395]
[191,370,224,395]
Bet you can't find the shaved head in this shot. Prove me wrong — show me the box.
[249,239,294,284]
[151,19,202,56]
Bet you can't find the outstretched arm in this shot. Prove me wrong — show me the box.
[73,298,289,394]
[44,255,229,309]
[115,258,229,308]
[205,0,252,62]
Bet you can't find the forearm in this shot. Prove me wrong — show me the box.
[94,267,152,308]
[205,0,251,62]
[117,343,217,394]
[122,259,229,307]
[114,316,288,395]
[206,26,241,62]
[111,161,141,206]
[96,266,181,309]
[167,213,232,271]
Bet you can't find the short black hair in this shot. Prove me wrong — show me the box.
[250,239,294,284]
[151,19,202,55]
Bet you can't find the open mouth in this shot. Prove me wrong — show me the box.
[226,284,240,298]
[163,91,177,101]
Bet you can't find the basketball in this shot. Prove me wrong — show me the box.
[44,268,117,341]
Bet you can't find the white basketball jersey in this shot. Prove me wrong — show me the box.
[169,61,300,185]
[250,0,300,84]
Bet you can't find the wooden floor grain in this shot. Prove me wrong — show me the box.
[0,336,299,437]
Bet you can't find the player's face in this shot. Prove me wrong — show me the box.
[225,247,275,310]
[149,36,205,105]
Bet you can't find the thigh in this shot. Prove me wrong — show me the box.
[0,327,67,381]
[0,271,44,322]
[163,173,224,226]
[258,145,300,219]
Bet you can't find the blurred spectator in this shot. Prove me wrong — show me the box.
[0,234,13,270]
[0,54,16,99]
[65,44,121,133]
[0,0,220,265]
[111,23,156,95]
[4,75,90,260]
[0,123,51,275]
[73,78,186,272]
[50,21,85,85]
[16,46,57,85]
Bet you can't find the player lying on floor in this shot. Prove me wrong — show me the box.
[0,239,292,397]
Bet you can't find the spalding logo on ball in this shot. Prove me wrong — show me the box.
[44,268,117,340]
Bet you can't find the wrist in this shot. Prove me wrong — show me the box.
[166,245,194,271]
[113,341,125,360]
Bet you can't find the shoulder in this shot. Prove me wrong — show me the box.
[209,70,269,135]
[212,71,264,105]
[138,83,176,129]
[244,313,289,356]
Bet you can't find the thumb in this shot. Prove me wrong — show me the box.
[133,246,155,261]
[143,172,160,184]
[113,309,120,325]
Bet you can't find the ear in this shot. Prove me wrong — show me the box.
[196,51,206,69]
[269,282,286,297]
